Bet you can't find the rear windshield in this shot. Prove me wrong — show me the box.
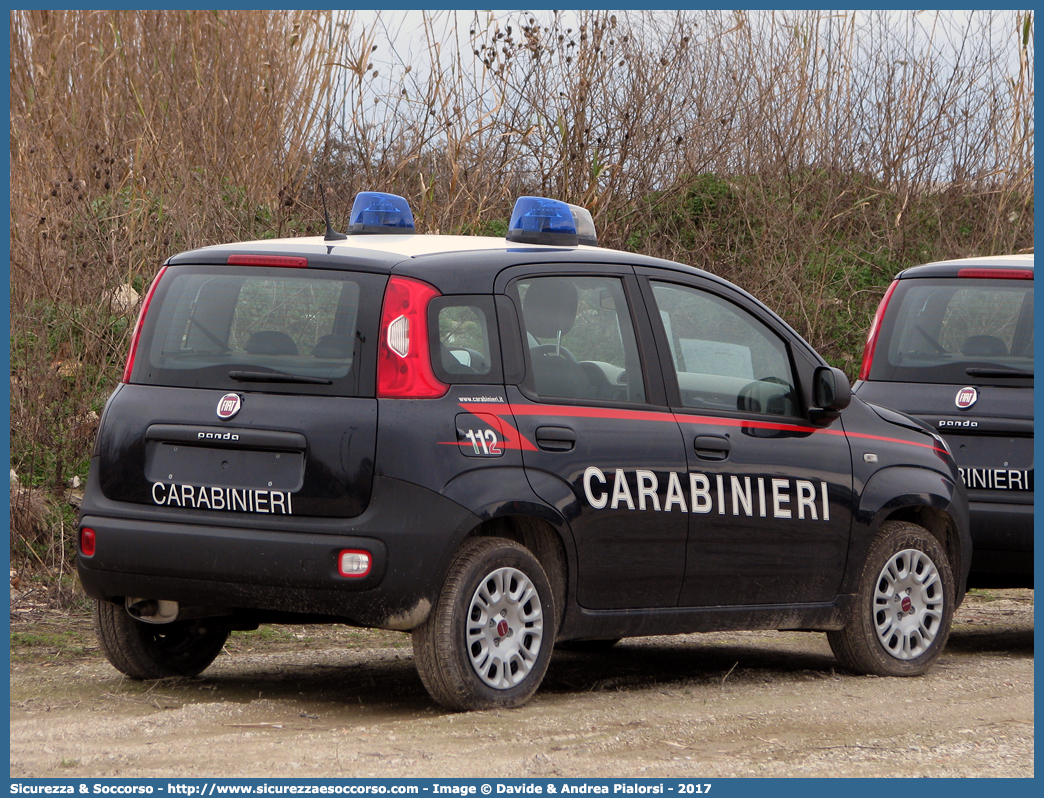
[869,277,1033,386]
[129,265,386,396]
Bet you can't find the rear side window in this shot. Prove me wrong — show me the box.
[130,265,386,396]
[427,295,501,383]
[870,278,1034,385]
[516,275,646,404]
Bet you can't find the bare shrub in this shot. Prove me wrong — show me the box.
[310,10,1031,365]
[9,484,51,561]
[9,10,337,498]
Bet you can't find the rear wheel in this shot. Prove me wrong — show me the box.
[93,599,228,679]
[413,537,555,711]
[828,521,954,676]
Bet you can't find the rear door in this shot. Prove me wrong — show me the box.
[499,265,691,610]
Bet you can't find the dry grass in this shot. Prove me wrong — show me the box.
[9,10,338,568]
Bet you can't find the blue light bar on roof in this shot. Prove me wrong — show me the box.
[506,197,579,246]
[347,192,416,235]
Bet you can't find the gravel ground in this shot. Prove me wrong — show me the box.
[9,587,1033,778]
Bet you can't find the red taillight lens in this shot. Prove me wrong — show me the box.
[957,268,1033,280]
[122,265,168,383]
[858,279,898,381]
[80,527,96,557]
[376,276,447,398]
[227,254,308,268]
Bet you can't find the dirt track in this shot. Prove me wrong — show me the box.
[9,588,1033,779]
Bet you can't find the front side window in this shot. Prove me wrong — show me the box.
[516,275,645,403]
[872,278,1034,385]
[651,281,798,416]
[132,265,385,396]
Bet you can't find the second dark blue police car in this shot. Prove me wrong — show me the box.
[78,192,971,710]
[853,254,1033,587]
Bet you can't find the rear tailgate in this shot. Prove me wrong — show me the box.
[98,262,387,519]
[96,385,377,518]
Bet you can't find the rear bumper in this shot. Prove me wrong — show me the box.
[77,473,481,629]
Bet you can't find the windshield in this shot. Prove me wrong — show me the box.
[130,265,386,396]
[869,277,1033,385]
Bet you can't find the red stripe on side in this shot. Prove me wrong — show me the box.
[468,402,678,425]
[825,428,946,454]
[459,402,945,455]
[673,412,814,435]
[456,404,539,451]
[437,438,535,452]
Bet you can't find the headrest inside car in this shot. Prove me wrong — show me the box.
[522,279,579,339]
[244,330,299,356]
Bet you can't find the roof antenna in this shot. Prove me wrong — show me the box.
[321,183,347,241]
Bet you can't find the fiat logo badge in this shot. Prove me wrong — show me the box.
[954,386,978,410]
[217,393,242,420]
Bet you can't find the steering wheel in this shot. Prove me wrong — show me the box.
[531,344,578,364]
[442,348,480,375]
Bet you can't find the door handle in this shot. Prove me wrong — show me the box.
[536,426,576,452]
[694,435,730,461]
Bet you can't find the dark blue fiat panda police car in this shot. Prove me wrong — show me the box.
[78,193,971,711]
[854,254,1033,587]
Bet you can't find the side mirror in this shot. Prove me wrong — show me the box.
[812,366,852,415]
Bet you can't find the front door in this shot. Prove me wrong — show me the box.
[641,274,854,607]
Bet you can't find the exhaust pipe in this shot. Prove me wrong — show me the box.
[125,597,179,624]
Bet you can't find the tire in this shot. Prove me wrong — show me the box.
[93,599,229,679]
[828,521,954,677]
[413,537,555,711]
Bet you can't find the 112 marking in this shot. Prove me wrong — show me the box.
[463,428,501,456]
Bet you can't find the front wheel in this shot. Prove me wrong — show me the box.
[93,599,229,679]
[413,537,555,711]
[828,521,954,676]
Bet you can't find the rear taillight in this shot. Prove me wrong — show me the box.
[80,527,96,557]
[858,279,898,381]
[376,276,447,398]
[957,268,1033,280]
[122,265,167,384]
